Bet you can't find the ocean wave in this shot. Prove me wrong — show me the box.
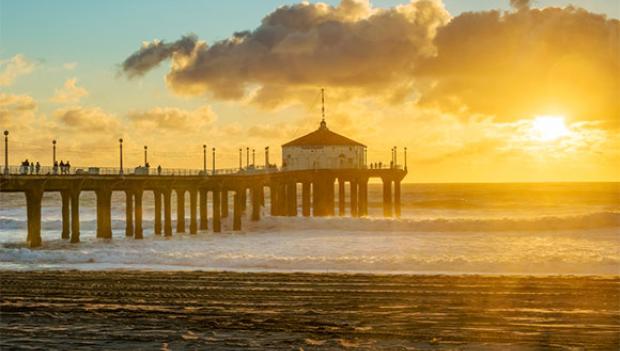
[251,211,620,233]
[1,211,619,233]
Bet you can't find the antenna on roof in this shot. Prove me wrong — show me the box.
[320,88,327,129]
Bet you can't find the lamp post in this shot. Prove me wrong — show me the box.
[238,148,242,170]
[3,130,8,175]
[246,147,249,168]
[203,144,207,173]
[404,147,408,171]
[119,138,124,175]
[212,147,215,174]
[252,149,255,166]
[52,140,57,165]
[265,146,269,167]
[394,146,398,167]
[144,145,148,166]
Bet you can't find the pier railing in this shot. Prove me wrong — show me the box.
[1,164,281,177]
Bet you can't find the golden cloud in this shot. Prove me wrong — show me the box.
[53,106,121,133]
[127,105,216,131]
[0,54,35,86]
[50,78,89,104]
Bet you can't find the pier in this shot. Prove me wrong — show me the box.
[0,166,406,247]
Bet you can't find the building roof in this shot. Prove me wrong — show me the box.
[282,120,366,147]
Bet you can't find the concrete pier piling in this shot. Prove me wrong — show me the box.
[199,189,208,230]
[176,189,185,233]
[154,190,162,235]
[61,190,70,239]
[189,188,197,234]
[1,167,405,246]
[134,189,143,239]
[213,189,221,233]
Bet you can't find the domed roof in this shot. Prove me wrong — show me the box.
[282,120,365,147]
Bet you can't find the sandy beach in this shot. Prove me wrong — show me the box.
[1,270,618,350]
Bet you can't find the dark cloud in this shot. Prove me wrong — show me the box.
[121,34,198,78]
[121,0,619,125]
[509,0,531,11]
[121,0,449,104]
[417,6,620,124]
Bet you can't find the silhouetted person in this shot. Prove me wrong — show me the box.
[53,161,59,175]
[29,162,34,175]
[59,161,65,175]
[157,165,162,175]
[35,162,40,175]
[66,161,71,174]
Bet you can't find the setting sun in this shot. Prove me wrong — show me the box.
[530,116,570,141]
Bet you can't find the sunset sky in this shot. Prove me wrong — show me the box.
[1,0,618,182]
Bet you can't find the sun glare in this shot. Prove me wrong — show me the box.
[530,116,570,141]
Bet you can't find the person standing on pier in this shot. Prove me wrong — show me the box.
[53,161,58,175]
[66,161,71,175]
[35,162,40,175]
[59,160,65,175]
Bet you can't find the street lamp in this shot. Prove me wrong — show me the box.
[52,140,57,165]
[246,147,249,168]
[394,146,398,167]
[252,149,255,166]
[404,147,408,171]
[212,147,216,174]
[3,130,8,175]
[265,146,269,167]
[203,144,207,172]
[119,138,124,175]
[144,145,148,166]
[238,148,242,170]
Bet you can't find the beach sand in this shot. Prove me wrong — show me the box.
[1,271,619,350]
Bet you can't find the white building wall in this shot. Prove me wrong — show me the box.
[282,145,365,170]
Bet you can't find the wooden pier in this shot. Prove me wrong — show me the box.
[0,167,406,247]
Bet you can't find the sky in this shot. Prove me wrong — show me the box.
[1,0,619,182]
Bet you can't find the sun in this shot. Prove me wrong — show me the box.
[529,116,570,141]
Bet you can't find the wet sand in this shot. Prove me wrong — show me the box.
[1,271,619,350]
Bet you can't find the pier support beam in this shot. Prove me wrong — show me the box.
[199,189,208,230]
[125,190,133,237]
[251,186,261,221]
[358,178,368,217]
[25,187,43,248]
[176,189,185,233]
[383,178,393,217]
[240,188,247,212]
[394,180,401,218]
[61,190,70,239]
[350,179,358,217]
[70,188,80,243]
[338,179,345,216]
[134,189,143,239]
[233,190,242,231]
[286,182,297,217]
[278,183,287,216]
[213,189,221,233]
[154,190,162,235]
[302,182,311,217]
[221,190,228,218]
[189,188,197,234]
[163,189,172,236]
[96,188,112,239]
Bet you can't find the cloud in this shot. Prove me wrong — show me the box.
[509,0,531,11]
[121,0,619,127]
[63,62,78,70]
[127,105,216,131]
[50,78,89,104]
[0,54,35,86]
[0,93,38,131]
[416,6,620,125]
[53,106,120,133]
[121,35,198,78]
[121,0,450,104]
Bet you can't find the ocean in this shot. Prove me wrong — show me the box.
[1,182,618,275]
